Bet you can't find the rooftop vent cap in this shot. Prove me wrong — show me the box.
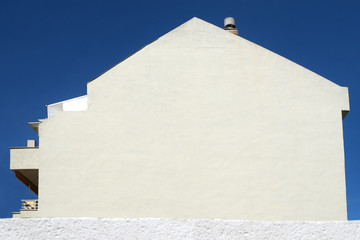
[224,17,236,29]
[224,17,238,35]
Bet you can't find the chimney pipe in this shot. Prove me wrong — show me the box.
[224,17,238,35]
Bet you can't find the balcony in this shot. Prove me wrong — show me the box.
[10,147,39,170]
[10,140,39,195]
[13,200,38,218]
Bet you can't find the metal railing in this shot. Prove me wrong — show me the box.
[21,200,38,211]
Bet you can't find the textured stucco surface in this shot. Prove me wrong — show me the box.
[1,218,360,239]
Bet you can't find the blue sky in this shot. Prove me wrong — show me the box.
[0,0,359,219]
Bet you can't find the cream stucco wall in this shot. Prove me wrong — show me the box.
[37,18,349,220]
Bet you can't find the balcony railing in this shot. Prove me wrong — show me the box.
[21,200,38,211]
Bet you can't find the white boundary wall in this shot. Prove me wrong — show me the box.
[1,218,360,239]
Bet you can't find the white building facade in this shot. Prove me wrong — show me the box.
[10,17,349,220]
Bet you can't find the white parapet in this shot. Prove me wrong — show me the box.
[10,148,39,170]
[0,218,359,239]
[47,95,87,118]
